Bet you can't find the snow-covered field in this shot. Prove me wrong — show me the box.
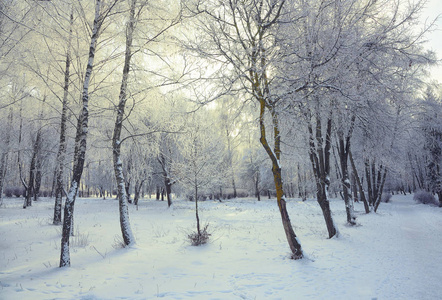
[1,194,441,299]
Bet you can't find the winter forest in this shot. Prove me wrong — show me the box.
[1,0,442,299]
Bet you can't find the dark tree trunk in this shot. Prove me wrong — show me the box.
[60,0,103,267]
[125,180,131,204]
[364,158,388,212]
[365,159,374,206]
[158,152,173,207]
[254,171,260,201]
[134,179,144,206]
[34,158,42,202]
[352,172,359,202]
[374,168,388,212]
[259,101,303,259]
[17,105,28,204]
[195,183,200,236]
[349,150,370,213]
[297,163,307,201]
[24,128,42,208]
[0,109,13,205]
[337,115,356,225]
[307,109,337,238]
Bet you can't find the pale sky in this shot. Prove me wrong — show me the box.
[422,0,442,83]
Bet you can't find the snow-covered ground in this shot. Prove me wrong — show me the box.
[1,194,441,299]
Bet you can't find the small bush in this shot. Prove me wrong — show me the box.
[188,224,211,246]
[4,187,13,198]
[414,190,437,205]
[70,229,90,248]
[381,193,392,203]
[13,187,25,197]
[112,235,126,249]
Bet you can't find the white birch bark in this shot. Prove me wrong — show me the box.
[60,0,103,267]
[112,0,137,246]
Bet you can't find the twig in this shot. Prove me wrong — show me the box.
[92,246,105,258]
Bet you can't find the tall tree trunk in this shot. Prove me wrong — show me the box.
[134,179,144,206]
[156,186,160,200]
[349,150,370,213]
[259,101,303,259]
[158,152,173,207]
[0,109,13,205]
[225,127,237,198]
[112,0,137,247]
[53,10,72,223]
[52,7,74,218]
[307,109,338,238]
[34,157,42,202]
[337,115,356,225]
[17,105,28,205]
[351,172,358,202]
[194,179,200,236]
[374,168,388,212]
[24,127,42,208]
[254,171,260,201]
[60,0,103,267]
[365,158,373,207]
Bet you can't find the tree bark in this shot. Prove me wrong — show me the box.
[349,150,370,213]
[60,0,103,267]
[0,109,13,205]
[307,109,338,238]
[34,157,42,202]
[365,158,374,207]
[134,179,145,206]
[337,115,356,225]
[112,0,137,247]
[24,127,42,208]
[158,152,173,207]
[259,101,303,259]
[254,171,260,201]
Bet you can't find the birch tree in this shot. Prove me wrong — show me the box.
[60,0,118,267]
[53,7,74,225]
[112,0,137,247]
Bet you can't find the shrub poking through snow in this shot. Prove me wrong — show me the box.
[413,190,437,205]
[188,224,211,246]
[381,193,392,203]
[13,187,24,197]
[4,187,13,198]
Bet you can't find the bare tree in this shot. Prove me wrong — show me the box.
[112,0,138,247]
[187,0,303,258]
[60,0,117,267]
[0,109,13,205]
[53,7,74,225]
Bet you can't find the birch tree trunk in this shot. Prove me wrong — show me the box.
[337,115,356,225]
[60,0,103,267]
[112,0,136,246]
[53,8,73,225]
